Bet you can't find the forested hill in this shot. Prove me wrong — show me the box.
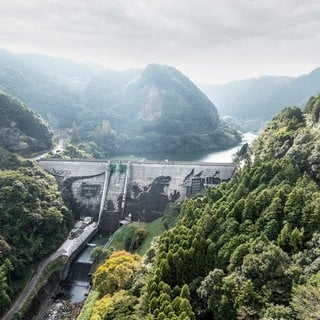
[200,67,320,121]
[80,64,241,155]
[83,94,320,319]
[0,91,53,155]
[0,49,91,128]
[0,153,70,316]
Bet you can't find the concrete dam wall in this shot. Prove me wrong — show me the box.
[38,159,236,232]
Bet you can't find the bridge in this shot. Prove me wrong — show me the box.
[38,159,237,232]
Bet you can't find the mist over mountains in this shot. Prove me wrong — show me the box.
[2,48,320,157]
[0,49,240,156]
[200,68,320,121]
[0,90,53,155]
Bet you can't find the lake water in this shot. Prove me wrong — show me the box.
[112,132,258,163]
[200,132,257,163]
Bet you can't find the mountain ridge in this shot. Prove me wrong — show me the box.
[199,67,320,121]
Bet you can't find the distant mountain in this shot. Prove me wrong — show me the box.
[0,91,53,155]
[82,64,241,154]
[0,50,94,128]
[18,53,102,91]
[199,68,320,121]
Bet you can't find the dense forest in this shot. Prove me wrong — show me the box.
[0,91,53,155]
[0,152,71,316]
[79,94,320,319]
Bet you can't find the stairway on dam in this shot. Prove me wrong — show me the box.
[99,163,127,232]
[105,163,127,212]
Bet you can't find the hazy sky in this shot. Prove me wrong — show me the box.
[1,0,320,83]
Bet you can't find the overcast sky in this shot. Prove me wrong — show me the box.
[1,0,320,83]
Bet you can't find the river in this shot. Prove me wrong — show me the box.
[112,132,258,163]
[62,234,108,302]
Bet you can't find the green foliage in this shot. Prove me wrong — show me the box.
[136,218,167,256]
[0,158,70,315]
[304,95,320,124]
[0,52,242,157]
[91,246,113,266]
[88,251,142,319]
[53,142,94,159]
[80,95,320,319]
[125,228,148,252]
[109,163,116,174]
[0,91,53,155]
[107,219,168,256]
[93,250,141,297]
[0,50,86,129]
[71,121,81,144]
[200,69,320,121]
[77,290,100,320]
[17,255,67,318]
[232,142,250,163]
[93,120,114,146]
[290,277,320,319]
[120,164,127,173]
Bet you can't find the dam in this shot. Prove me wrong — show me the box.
[38,159,237,232]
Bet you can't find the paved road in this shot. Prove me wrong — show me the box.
[2,222,97,320]
[28,138,65,161]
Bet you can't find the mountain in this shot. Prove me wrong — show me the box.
[199,68,320,121]
[81,64,241,155]
[0,91,53,155]
[0,50,91,128]
[18,53,102,91]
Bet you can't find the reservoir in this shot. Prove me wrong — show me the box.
[112,132,258,163]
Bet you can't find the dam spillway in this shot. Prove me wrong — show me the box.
[38,159,237,232]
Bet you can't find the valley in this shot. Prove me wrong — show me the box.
[2,1,320,319]
[1,50,320,320]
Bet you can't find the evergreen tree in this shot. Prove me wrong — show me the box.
[71,120,81,144]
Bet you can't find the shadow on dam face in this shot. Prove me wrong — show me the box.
[38,159,237,228]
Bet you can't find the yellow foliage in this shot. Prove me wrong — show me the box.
[90,290,134,320]
[276,126,288,135]
[93,250,141,296]
[90,294,113,320]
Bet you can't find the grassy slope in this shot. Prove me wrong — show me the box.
[107,218,166,256]
[136,218,166,256]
